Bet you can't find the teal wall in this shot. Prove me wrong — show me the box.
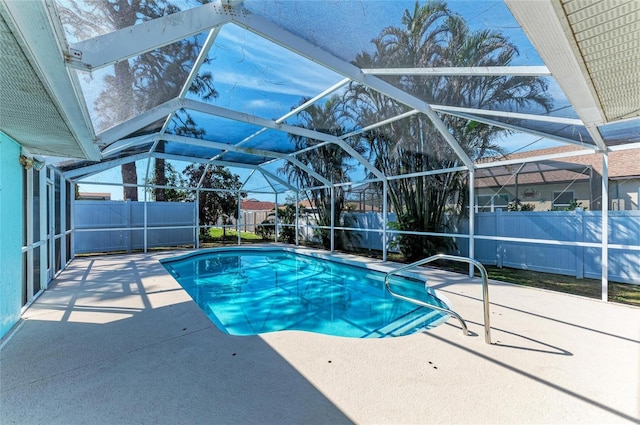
[0,132,24,339]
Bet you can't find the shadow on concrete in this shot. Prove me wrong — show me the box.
[1,256,353,425]
[438,288,640,344]
[420,332,638,424]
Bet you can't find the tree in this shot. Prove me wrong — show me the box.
[57,0,217,201]
[182,164,245,237]
[279,96,365,250]
[346,0,553,260]
[145,161,189,202]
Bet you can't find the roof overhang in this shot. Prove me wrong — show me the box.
[506,0,640,127]
[0,0,100,160]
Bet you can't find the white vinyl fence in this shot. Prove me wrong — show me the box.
[74,201,639,284]
[74,200,196,254]
[336,210,639,284]
[455,210,640,285]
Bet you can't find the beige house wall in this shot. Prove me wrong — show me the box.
[476,177,640,211]
[476,181,592,211]
[610,178,640,210]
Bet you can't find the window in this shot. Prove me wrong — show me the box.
[552,191,575,209]
[476,194,509,212]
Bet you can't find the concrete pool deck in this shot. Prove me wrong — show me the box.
[1,248,639,424]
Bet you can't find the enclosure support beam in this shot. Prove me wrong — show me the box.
[469,170,475,277]
[64,152,150,180]
[275,193,279,243]
[39,169,48,290]
[438,110,593,148]
[66,3,232,71]
[423,109,475,170]
[103,134,158,157]
[382,179,388,262]
[295,191,300,246]
[160,26,222,136]
[183,99,383,180]
[195,189,200,249]
[143,160,149,253]
[162,133,333,187]
[330,187,335,253]
[256,167,296,191]
[98,99,181,146]
[143,155,155,253]
[362,66,551,77]
[601,153,609,301]
[431,104,584,126]
[233,11,475,171]
[237,191,242,246]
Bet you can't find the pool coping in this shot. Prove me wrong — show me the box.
[2,248,639,424]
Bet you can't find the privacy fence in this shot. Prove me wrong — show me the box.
[74,201,197,253]
[456,210,640,285]
[74,201,639,284]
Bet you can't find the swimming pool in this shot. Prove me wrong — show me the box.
[162,247,451,338]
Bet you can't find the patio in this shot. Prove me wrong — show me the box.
[2,250,638,424]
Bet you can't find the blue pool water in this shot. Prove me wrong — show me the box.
[162,248,449,338]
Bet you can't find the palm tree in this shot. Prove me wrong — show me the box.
[58,0,217,201]
[347,0,553,259]
[280,96,364,250]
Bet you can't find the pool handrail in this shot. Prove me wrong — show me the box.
[383,254,491,344]
[383,275,470,337]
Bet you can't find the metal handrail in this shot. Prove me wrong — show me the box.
[384,278,470,337]
[383,254,491,344]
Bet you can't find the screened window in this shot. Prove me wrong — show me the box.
[477,194,509,212]
[552,191,575,209]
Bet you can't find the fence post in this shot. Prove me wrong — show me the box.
[496,208,503,268]
[575,209,584,279]
[124,199,131,253]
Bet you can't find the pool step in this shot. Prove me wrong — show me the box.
[367,309,445,337]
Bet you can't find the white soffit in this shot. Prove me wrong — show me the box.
[506,0,640,125]
[0,1,100,160]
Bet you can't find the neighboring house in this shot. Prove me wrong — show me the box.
[475,145,640,211]
[237,199,275,232]
[240,199,276,212]
[77,191,111,200]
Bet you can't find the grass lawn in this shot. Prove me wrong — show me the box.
[203,227,263,242]
[428,259,640,307]
[340,248,640,307]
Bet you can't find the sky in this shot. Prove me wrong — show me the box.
[74,0,575,201]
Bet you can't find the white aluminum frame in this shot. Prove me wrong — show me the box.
[27,0,639,301]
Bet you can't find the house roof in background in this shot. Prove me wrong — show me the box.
[240,199,275,211]
[490,144,640,179]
